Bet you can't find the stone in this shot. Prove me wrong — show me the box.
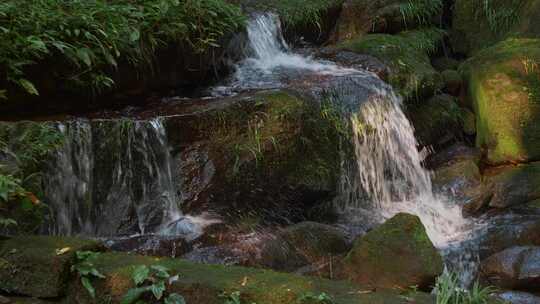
[480,218,540,259]
[462,38,540,165]
[432,57,460,71]
[496,291,540,304]
[483,162,540,209]
[257,222,350,272]
[441,69,462,96]
[339,33,443,100]
[480,246,540,291]
[408,94,464,147]
[342,213,444,290]
[315,48,390,80]
[0,236,102,298]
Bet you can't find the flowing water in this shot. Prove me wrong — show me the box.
[218,12,487,284]
[41,12,489,283]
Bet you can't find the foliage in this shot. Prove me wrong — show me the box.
[399,0,443,27]
[71,251,106,299]
[0,0,245,98]
[473,0,527,33]
[0,174,25,203]
[400,28,447,55]
[254,0,342,28]
[121,264,185,304]
[297,292,334,304]
[435,272,496,304]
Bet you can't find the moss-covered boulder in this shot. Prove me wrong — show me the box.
[330,0,443,42]
[0,236,102,298]
[462,38,540,165]
[342,213,443,290]
[67,252,434,304]
[452,0,540,55]
[258,222,350,272]
[339,32,443,100]
[407,94,464,147]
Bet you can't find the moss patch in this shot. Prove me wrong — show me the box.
[461,38,540,164]
[338,31,443,100]
[342,213,443,290]
[69,251,434,304]
[0,236,102,298]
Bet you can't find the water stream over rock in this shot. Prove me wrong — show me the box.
[39,12,491,285]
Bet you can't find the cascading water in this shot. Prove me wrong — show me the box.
[44,118,186,237]
[220,12,486,285]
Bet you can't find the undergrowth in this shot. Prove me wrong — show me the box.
[0,0,245,98]
[256,0,342,29]
[473,0,527,33]
[399,0,443,27]
[435,273,497,304]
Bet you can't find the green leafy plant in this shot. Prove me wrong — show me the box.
[220,291,242,304]
[0,0,245,97]
[399,0,443,27]
[435,272,496,304]
[473,0,527,33]
[121,264,185,304]
[72,251,106,299]
[297,292,334,304]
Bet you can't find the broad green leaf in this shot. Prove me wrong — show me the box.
[81,277,96,298]
[132,265,150,285]
[130,29,140,42]
[151,281,165,300]
[90,267,106,279]
[150,265,170,279]
[76,48,92,67]
[18,79,39,95]
[165,293,186,304]
[121,286,151,304]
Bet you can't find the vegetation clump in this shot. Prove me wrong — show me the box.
[0,0,245,99]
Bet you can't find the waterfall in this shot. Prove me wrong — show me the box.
[225,12,484,284]
[44,118,183,237]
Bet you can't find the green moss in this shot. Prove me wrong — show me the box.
[343,213,443,290]
[461,38,540,164]
[339,31,443,100]
[0,236,102,298]
[68,251,434,304]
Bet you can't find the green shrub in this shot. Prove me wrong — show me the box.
[399,0,444,27]
[435,272,497,304]
[0,0,245,98]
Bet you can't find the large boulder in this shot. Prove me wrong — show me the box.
[341,213,443,290]
[339,32,443,100]
[0,236,102,298]
[462,38,540,165]
[480,246,540,291]
[480,218,540,259]
[452,0,540,55]
[257,222,350,272]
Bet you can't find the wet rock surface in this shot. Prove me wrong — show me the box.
[481,246,540,291]
[496,291,540,304]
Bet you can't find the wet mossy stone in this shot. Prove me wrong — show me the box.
[67,252,435,304]
[342,213,443,290]
[339,33,443,101]
[483,162,540,209]
[0,236,102,298]
[407,94,463,147]
[258,221,350,272]
[462,38,540,164]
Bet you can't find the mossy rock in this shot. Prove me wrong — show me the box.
[339,33,443,100]
[452,0,540,55]
[258,222,350,272]
[407,94,463,147]
[441,69,462,96]
[68,252,435,304]
[484,162,540,209]
[0,236,102,298]
[462,38,540,164]
[330,0,443,42]
[342,213,443,290]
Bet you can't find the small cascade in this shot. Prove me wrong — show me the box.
[220,12,486,285]
[44,118,184,237]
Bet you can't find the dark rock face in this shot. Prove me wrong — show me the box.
[341,213,443,290]
[496,291,540,304]
[481,246,540,291]
[257,221,350,272]
[104,235,192,258]
[0,236,102,298]
[480,218,540,259]
[315,48,390,79]
[484,163,540,209]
